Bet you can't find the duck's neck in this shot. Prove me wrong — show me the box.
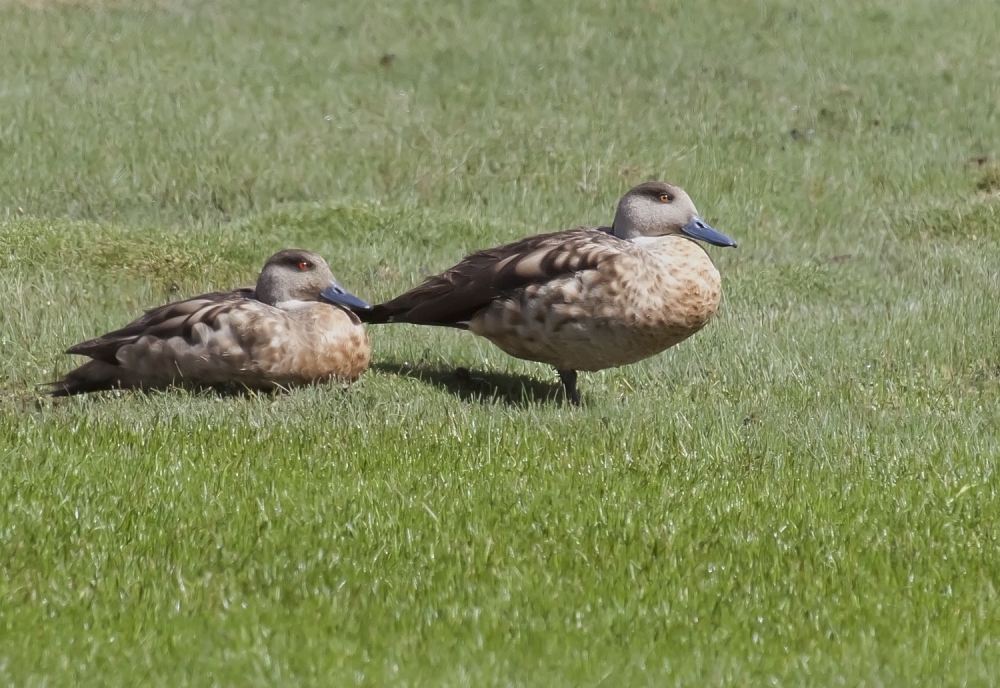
[612,218,637,240]
[611,197,654,240]
[255,272,286,306]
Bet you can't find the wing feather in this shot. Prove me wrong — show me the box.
[66,288,256,365]
[366,227,620,326]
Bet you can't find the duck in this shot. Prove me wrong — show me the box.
[352,181,737,404]
[48,249,373,396]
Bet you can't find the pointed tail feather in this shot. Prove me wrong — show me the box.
[44,360,134,397]
[354,303,469,329]
[354,304,394,324]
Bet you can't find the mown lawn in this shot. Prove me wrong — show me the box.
[2,0,999,684]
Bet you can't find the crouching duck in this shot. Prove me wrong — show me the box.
[48,249,372,396]
[351,182,737,404]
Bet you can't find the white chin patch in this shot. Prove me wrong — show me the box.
[629,235,666,247]
[276,299,314,310]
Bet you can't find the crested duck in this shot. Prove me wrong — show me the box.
[49,249,372,396]
[347,182,736,404]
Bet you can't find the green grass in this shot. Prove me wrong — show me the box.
[2,0,1000,684]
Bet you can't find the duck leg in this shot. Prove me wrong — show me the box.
[557,369,580,406]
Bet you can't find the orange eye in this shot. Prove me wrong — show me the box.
[658,193,672,203]
[298,261,310,270]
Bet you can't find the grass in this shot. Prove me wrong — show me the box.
[2,0,1000,684]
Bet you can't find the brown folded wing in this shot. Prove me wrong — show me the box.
[66,288,256,364]
[367,227,620,326]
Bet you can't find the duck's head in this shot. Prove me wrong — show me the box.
[611,181,737,248]
[256,249,372,311]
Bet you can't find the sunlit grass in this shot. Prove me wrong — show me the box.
[2,0,1000,684]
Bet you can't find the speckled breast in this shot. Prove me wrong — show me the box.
[252,304,371,385]
[469,236,723,371]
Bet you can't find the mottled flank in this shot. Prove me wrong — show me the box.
[48,249,371,396]
[358,181,737,403]
[469,235,722,372]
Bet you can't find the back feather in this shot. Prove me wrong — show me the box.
[66,288,255,364]
[361,227,618,326]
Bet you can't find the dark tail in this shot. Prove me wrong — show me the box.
[44,376,96,397]
[354,304,394,325]
[43,360,131,397]
[353,303,469,330]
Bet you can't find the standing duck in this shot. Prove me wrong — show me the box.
[48,249,372,396]
[354,182,737,404]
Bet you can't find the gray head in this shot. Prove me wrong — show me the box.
[611,181,737,247]
[255,249,371,311]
